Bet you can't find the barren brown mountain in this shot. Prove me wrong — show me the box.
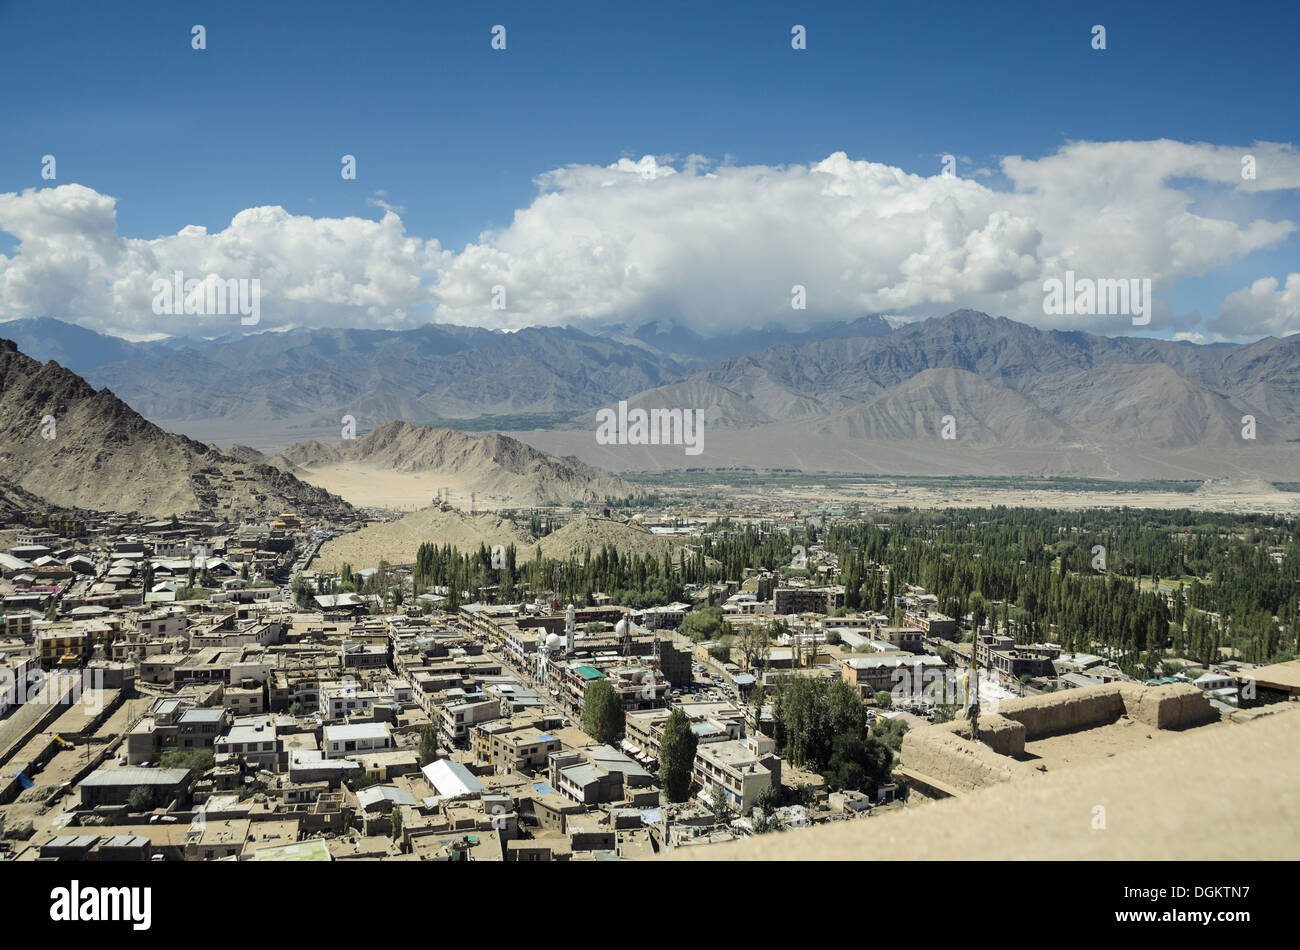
[273,420,633,508]
[0,340,354,520]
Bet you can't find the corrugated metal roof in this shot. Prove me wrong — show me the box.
[422,758,484,798]
[357,785,418,809]
[80,767,190,786]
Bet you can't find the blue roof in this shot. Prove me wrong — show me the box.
[532,781,557,795]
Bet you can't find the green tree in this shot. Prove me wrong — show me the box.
[127,786,154,812]
[869,716,908,755]
[736,623,771,670]
[416,724,440,767]
[751,808,781,834]
[969,593,988,634]
[682,606,730,643]
[770,676,865,772]
[749,682,766,733]
[752,784,778,815]
[658,709,699,803]
[291,575,316,609]
[874,689,893,710]
[159,750,215,773]
[823,732,893,793]
[709,783,732,826]
[580,678,625,745]
[347,770,379,792]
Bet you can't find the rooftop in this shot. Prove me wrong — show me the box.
[80,766,191,787]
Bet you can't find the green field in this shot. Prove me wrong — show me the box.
[623,471,1204,494]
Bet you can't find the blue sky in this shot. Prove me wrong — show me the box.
[1,0,1297,340]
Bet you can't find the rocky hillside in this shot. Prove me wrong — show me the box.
[0,474,66,526]
[274,420,633,506]
[0,340,355,520]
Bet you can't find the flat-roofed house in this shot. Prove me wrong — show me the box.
[323,722,393,759]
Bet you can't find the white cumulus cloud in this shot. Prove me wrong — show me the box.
[1,141,1298,340]
[1211,273,1300,338]
[0,185,448,338]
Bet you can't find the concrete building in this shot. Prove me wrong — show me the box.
[774,586,845,616]
[319,682,380,721]
[693,734,780,813]
[877,626,924,651]
[549,745,654,806]
[438,695,503,747]
[903,608,957,640]
[323,722,393,759]
[214,717,283,768]
[975,633,1055,678]
[841,654,949,698]
[475,721,563,775]
[126,701,229,764]
[79,767,192,808]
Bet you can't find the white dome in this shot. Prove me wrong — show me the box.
[615,617,631,636]
[546,633,564,650]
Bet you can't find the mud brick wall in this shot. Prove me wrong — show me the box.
[1118,682,1216,729]
[996,683,1127,739]
[899,683,1217,793]
[900,726,1033,793]
[939,714,1026,756]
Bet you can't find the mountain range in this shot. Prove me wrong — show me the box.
[0,340,639,517]
[4,311,1299,481]
[603,311,1298,444]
